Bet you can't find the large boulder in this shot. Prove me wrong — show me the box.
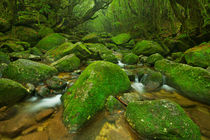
[11,26,39,46]
[111,33,131,45]
[62,61,130,132]
[51,54,80,72]
[36,33,67,52]
[132,40,165,56]
[185,42,210,68]
[86,43,118,63]
[3,59,57,84]
[44,42,91,63]
[155,59,210,104]
[122,53,139,65]
[125,100,201,140]
[0,78,28,107]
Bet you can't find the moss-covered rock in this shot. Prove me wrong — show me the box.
[62,61,130,132]
[155,59,210,104]
[82,33,100,43]
[1,41,25,52]
[146,53,164,65]
[185,42,210,68]
[133,40,165,56]
[36,33,67,52]
[122,53,138,65]
[3,59,57,84]
[38,26,54,38]
[51,54,80,72]
[11,26,39,46]
[125,100,201,140]
[0,52,10,64]
[111,33,131,45]
[86,43,117,63]
[0,78,28,107]
[171,52,185,63]
[0,18,10,32]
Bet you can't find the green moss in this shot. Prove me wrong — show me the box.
[122,53,138,65]
[132,40,165,56]
[0,78,28,107]
[111,33,131,45]
[82,33,100,43]
[125,100,201,140]
[3,59,58,84]
[62,61,130,132]
[38,26,54,38]
[105,95,123,114]
[51,54,80,72]
[146,53,164,65]
[36,33,67,52]
[155,59,210,104]
[0,52,10,64]
[171,52,185,63]
[184,42,210,68]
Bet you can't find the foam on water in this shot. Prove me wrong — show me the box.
[131,75,145,94]
[27,96,38,102]
[27,94,62,112]
[161,85,175,92]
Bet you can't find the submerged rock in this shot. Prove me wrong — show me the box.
[155,59,210,104]
[125,99,201,140]
[105,96,123,114]
[133,40,165,56]
[185,42,210,68]
[62,61,130,132]
[111,33,131,45]
[3,59,57,84]
[122,53,139,65]
[0,78,28,107]
[51,54,80,72]
[36,33,67,52]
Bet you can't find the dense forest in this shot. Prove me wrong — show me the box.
[0,0,210,140]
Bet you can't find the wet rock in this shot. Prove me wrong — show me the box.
[9,51,41,61]
[62,61,130,132]
[4,59,58,84]
[26,83,35,94]
[19,131,49,140]
[155,59,210,104]
[35,108,54,122]
[36,85,50,97]
[111,33,131,45]
[125,99,201,140]
[51,54,80,72]
[46,76,67,90]
[0,52,10,64]
[0,78,28,107]
[133,40,165,56]
[124,69,135,81]
[121,92,142,104]
[105,96,123,114]
[146,53,164,66]
[0,106,18,121]
[122,53,139,65]
[185,42,210,68]
[36,33,67,52]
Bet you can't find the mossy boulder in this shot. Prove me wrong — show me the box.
[122,53,138,65]
[146,53,164,65]
[82,33,100,43]
[155,59,210,104]
[0,18,10,32]
[12,26,39,46]
[3,59,57,84]
[38,26,54,38]
[171,52,185,63]
[133,40,165,56]
[86,43,117,63]
[62,61,130,132]
[44,42,91,63]
[0,78,28,107]
[36,33,67,52]
[0,52,10,64]
[51,54,80,72]
[105,95,123,114]
[111,33,131,45]
[125,100,201,140]
[184,42,210,68]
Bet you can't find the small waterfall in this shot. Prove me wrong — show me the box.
[118,60,126,68]
[161,75,175,91]
[131,75,144,94]
[26,94,62,112]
